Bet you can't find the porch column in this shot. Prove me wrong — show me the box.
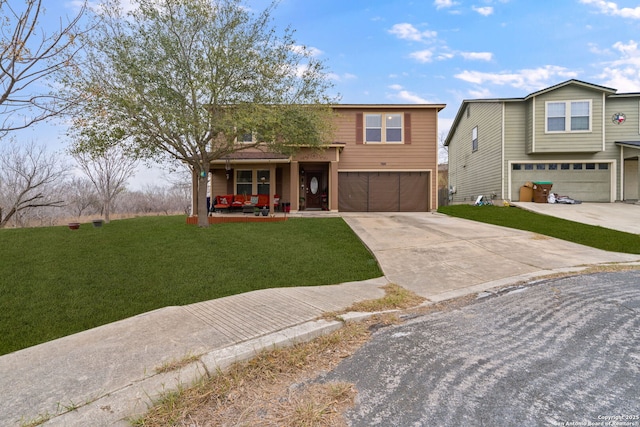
[290,161,300,210]
[329,161,339,212]
[269,163,276,212]
[191,168,198,216]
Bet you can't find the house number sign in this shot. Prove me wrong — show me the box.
[612,112,626,124]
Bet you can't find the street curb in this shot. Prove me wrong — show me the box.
[43,318,347,426]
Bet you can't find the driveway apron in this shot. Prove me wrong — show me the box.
[341,212,640,302]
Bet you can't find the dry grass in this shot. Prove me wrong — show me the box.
[323,283,427,322]
[131,318,383,427]
[347,283,426,312]
[155,354,201,375]
[131,284,426,427]
[15,211,184,229]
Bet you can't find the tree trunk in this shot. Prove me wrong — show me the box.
[104,198,111,223]
[197,169,209,228]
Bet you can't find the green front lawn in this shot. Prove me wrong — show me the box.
[0,216,381,355]
[438,204,640,254]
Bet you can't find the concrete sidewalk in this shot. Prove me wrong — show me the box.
[2,211,640,426]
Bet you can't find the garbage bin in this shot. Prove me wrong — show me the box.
[532,181,553,203]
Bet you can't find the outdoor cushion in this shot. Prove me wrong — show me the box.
[232,195,246,206]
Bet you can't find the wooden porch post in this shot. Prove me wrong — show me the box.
[290,161,300,211]
[330,160,339,212]
[269,163,276,212]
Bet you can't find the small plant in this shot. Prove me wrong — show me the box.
[155,354,200,374]
[347,283,426,313]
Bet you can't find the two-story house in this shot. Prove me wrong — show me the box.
[445,79,640,204]
[195,104,445,213]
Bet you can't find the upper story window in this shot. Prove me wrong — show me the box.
[238,131,259,144]
[239,132,253,143]
[472,126,478,152]
[546,100,591,133]
[365,113,403,143]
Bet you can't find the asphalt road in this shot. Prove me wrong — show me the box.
[319,271,640,427]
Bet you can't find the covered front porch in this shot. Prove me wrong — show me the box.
[188,145,343,218]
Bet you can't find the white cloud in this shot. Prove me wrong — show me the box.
[596,40,640,91]
[74,0,136,14]
[580,0,640,19]
[455,65,578,92]
[460,51,493,61]
[389,23,437,42]
[468,87,494,98]
[434,0,458,10]
[588,42,609,55]
[410,49,435,63]
[328,72,358,82]
[292,45,324,57]
[437,52,455,60]
[387,85,433,103]
[472,6,494,16]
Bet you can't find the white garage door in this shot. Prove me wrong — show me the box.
[511,162,611,202]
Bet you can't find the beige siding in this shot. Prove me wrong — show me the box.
[532,86,604,153]
[525,101,533,153]
[336,108,438,169]
[335,107,439,209]
[605,97,640,145]
[606,97,640,198]
[449,82,640,204]
[448,102,503,203]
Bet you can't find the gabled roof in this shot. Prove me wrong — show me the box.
[333,104,446,111]
[524,79,617,99]
[445,79,620,147]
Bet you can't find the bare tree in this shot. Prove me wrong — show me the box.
[0,0,86,135]
[0,139,69,227]
[438,130,449,164]
[71,144,138,222]
[63,176,100,219]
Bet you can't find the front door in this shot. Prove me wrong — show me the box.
[305,171,323,209]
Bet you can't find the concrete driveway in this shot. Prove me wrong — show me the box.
[511,201,640,234]
[341,210,640,303]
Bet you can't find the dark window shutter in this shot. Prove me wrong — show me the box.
[404,113,411,144]
[356,113,363,144]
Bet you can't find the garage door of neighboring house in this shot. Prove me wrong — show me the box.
[511,162,611,202]
[338,171,430,212]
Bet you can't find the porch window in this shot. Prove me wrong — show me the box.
[236,170,252,195]
[257,170,270,195]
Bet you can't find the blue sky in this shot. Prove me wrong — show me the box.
[26,0,640,186]
[255,0,640,128]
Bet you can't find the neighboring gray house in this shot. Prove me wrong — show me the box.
[445,79,640,204]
